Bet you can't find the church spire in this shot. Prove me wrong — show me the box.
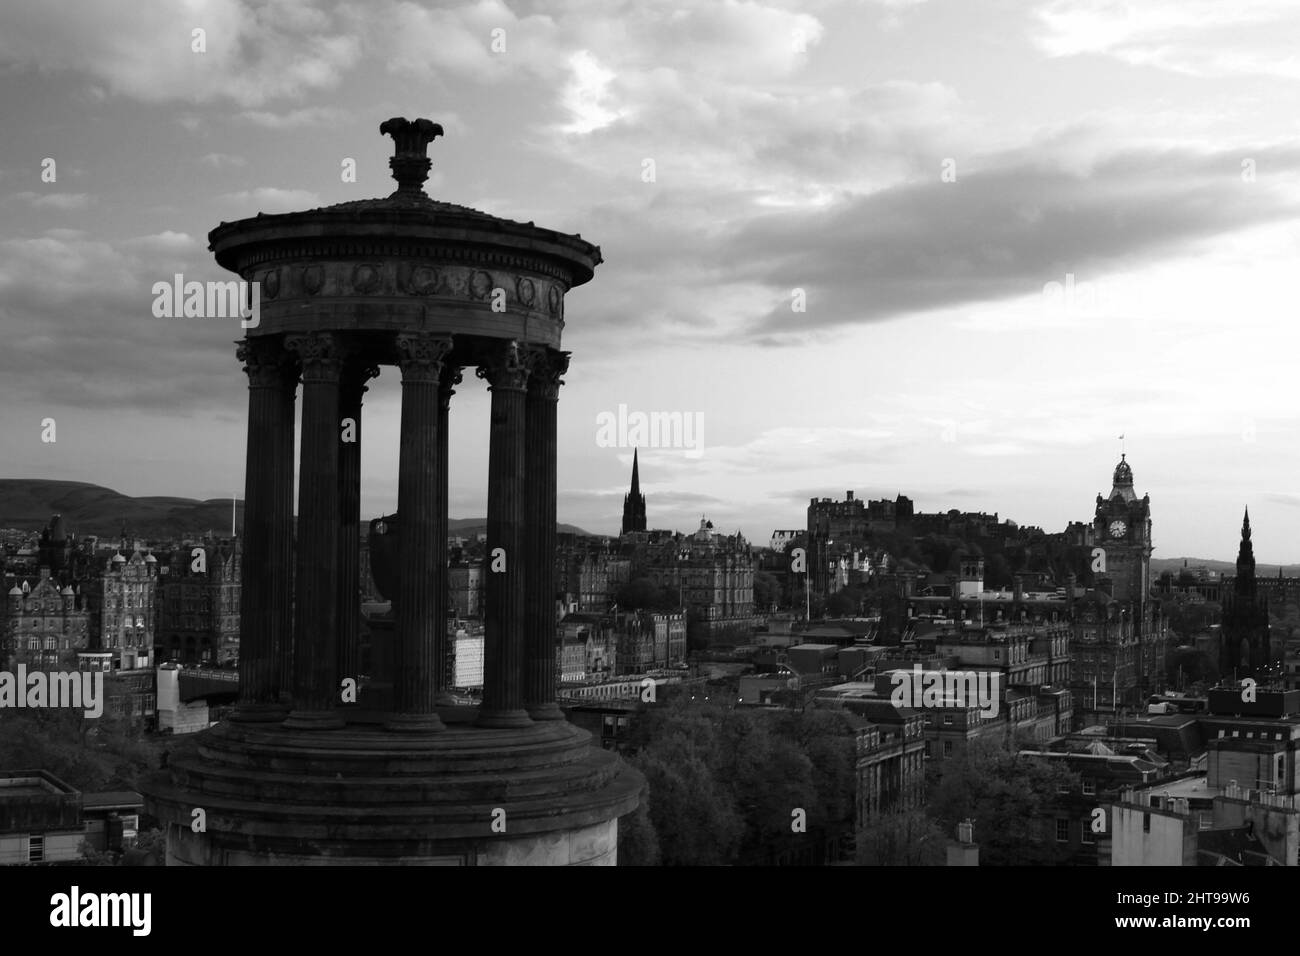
[1236,507,1256,598]
[621,449,647,536]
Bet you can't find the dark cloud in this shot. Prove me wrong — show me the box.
[725,141,1300,338]
[0,234,247,414]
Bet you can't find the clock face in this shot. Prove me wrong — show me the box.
[1108,520,1127,538]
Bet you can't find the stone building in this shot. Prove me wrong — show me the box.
[557,612,617,681]
[854,703,927,833]
[555,540,630,613]
[156,540,240,665]
[638,517,756,641]
[84,550,159,670]
[449,561,483,618]
[2,571,90,669]
[613,609,686,673]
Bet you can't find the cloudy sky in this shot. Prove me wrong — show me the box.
[3,0,1300,561]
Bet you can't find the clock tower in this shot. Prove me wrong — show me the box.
[1092,454,1152,616]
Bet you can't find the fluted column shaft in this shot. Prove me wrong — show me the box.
[477,341,532,728]
[434,367,462,704]
[337,362,377,696]
[386,333,454,732]
[232,338,297,720]
[525,349,569,719]
[284,332,345,730]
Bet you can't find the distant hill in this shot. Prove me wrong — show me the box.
[0,479,240,539]
[447,517,595,537]
[1152,557,1300,577]
[0,479,594,540]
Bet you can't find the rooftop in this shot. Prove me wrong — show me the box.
[83,790,144,811]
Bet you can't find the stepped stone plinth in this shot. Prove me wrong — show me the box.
[147,713,639,865]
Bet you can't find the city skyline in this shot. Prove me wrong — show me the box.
[3,1,1300,560]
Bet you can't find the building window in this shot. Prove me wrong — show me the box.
[28,835,44,863]
[1082,779,1096,796]
[942,741,953,757]
[1082,822,1096,845]
[1056,819,1069,842]
[943,714,953,726]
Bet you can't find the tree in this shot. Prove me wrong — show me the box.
[857,810,945,866]
[1166,600,1219,641]
[633,748,744,865]
[753,571,781,611]
[826,589,855,617]
[617,799,660,866]
[625,698,860,865]
[123,827,166,866]
[983,553,1013,590]
[773,708,857,840]
[713,711,818,862]
[76,827,167,867]
[616,576,676,612]
[77,839,118,866]
[927,737,1080,865]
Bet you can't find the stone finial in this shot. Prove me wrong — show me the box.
[379,117,445,196]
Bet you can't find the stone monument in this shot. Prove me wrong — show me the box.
[142,118,642,865]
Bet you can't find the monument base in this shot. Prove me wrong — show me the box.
[142,712,642,866]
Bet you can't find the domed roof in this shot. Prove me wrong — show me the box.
[208,117,601,285]
[60,585,74,596]
[112,552,126,563]
[145,553,157,562]
[7,585,22,596]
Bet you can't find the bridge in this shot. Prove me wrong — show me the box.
[177,668,239,704]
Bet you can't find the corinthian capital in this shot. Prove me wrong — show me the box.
[526,348,570,401]
[438,366,464,409]
[285,332,342,381]
[395,332,454,383]
[236,338,292,389]
[475,339,530,391]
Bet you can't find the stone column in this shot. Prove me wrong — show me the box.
[386,332,454,732]
[337,361,378,701]
[476,340,532,728]
[231,337,297,721]
[524,349,569,720]
[434,366,462,705]
[284,331,345,730]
